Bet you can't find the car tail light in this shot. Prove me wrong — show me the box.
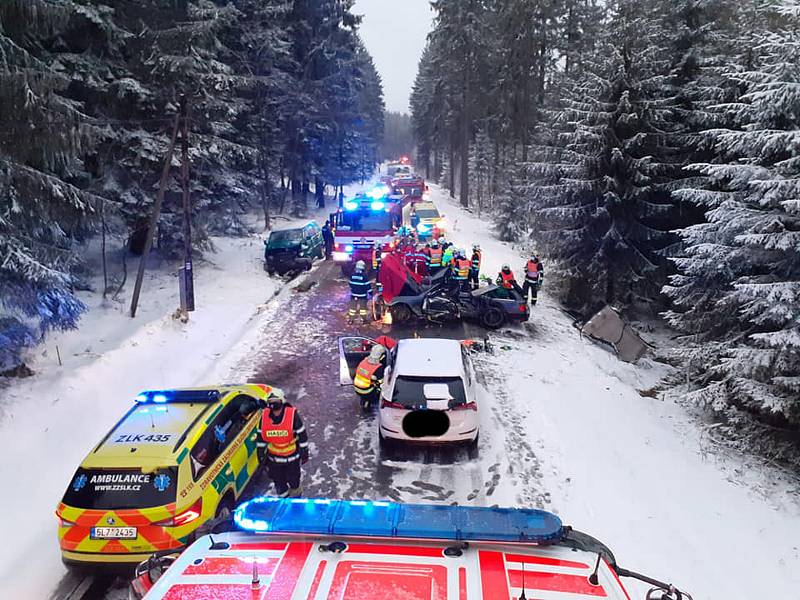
[55,510,75,528]
[380,399,404,409]
[452,402,477,411]
[155,498,203,527]
[519,304,528,312]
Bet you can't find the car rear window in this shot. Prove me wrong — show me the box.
[391,376,467,409]
[62,467,178,510]
[415,209,439,219]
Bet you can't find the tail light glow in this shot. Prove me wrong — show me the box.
[452,402,477,411]
[155,498,203,527]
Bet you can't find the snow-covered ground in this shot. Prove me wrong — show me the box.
[432,183,800,599]
[0,193,356,598]
[2,180,799,600]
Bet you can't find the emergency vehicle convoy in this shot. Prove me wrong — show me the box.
[51,172,691,599]
[130,497,692,599]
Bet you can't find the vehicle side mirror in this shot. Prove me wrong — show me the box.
[263,240,268,246]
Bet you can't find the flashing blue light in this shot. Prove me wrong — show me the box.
[371,201,386,211]
[367,187,388,200]
[234,497,563,544]
[345,245,354,252]
[152,394,169,403]
[135,394,149,403]
[345,201,359,211]
[417,223,430,233]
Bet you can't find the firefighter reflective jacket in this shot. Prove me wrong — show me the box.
[261,406,297,457]
[471,251,482,272]
[454,258,471,280]
[498,270,516,289]
[427,247,443,267]
[354,359,383,395]
[349,272,371,298]
[525,259,542,281]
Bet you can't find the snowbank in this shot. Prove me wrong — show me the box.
[433,183,800,599]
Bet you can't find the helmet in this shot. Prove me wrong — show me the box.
[473,244,480,251]
[368,344,386,363]
[431,240,439,248]
[374,241,381,248]
[502,263,510,271]
[355,260,366,272]
[266,389,286,408]
[438,236,445,244]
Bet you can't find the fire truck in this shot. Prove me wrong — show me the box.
[391,174,427,205]
[330,193,400,275]
[130,497,692,600]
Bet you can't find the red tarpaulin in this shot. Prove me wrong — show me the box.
[378,253,423,302]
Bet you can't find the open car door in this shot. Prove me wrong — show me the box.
[338,336,377,385]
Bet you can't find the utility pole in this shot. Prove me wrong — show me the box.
[130,114,181,318]
[179,95,195,314]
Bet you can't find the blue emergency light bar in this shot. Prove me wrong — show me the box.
[234,497,564,544]
[134,389,220,404]
[371,201,386,211]
[344,200,359,211]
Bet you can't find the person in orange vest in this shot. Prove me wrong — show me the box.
[452,248,472,291]
[260,390,309,498]
[469,244,482,290]
[425,240,443,274]
[353,344,388,410]
[496,264,523,297]
[522,254,544,305]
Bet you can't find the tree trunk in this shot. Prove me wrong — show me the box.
[449,144,456,198]
[315,178,325,208]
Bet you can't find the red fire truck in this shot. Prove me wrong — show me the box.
[330,194,400,275]
[391,175,427,204]
[130,497,692,600]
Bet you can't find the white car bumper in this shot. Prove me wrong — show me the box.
[378,406,478,444]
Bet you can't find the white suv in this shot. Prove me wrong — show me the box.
[382,338,479,451]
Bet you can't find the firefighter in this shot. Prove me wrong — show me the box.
[441,243,455,270]
[260,390,309,498]
[469,244,482,290]
[426,240,443,274]
[348,260,371,324]
[372,241,383,277]
[522,254,544,305]
[452,249,472,291]
[322,220,334,260]
[496,264,522,297]
[407,244,427,276]
[353,344,388,409]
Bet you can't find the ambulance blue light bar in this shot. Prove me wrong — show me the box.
[234,497,564,544]
[134,389,220,404]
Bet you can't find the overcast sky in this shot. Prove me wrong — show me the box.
[352,0,435,114]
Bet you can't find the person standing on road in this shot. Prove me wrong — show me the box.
[348,260,371,324]
[441,243,455,271]
[452,249,472,292]
[260,391,309,498]
[469,244,482,290]
[522,254,544,305]
[322,220,334,260]
[372,241,383,278]
[426,240,443,275]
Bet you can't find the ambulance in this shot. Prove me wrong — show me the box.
[56,385,275,567]
[131,497,692,599]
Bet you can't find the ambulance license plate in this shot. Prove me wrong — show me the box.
[91,527,137,540]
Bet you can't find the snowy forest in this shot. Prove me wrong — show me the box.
[0,1,384,372]
[412,1,800,442]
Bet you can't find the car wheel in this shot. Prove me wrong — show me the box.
[378,431,395,461]
[481,307,505,329]
[466,434,479,460]
[390,303,412,323]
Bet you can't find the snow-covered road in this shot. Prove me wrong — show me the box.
[1,183,799,600]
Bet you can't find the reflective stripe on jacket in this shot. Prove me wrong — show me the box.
[354,359,382,395]
[349,273,371,298]
[427,247,442,266]
[471,251,482,271]
[526,260,541,281]
[260,406,297,457]
[454,258,471,279]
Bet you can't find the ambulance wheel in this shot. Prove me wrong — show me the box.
[481,307,505,329]
[390,303,412,323]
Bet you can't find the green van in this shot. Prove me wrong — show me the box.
[263,221,324,275]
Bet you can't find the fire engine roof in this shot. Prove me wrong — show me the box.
[141,499,633,600]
